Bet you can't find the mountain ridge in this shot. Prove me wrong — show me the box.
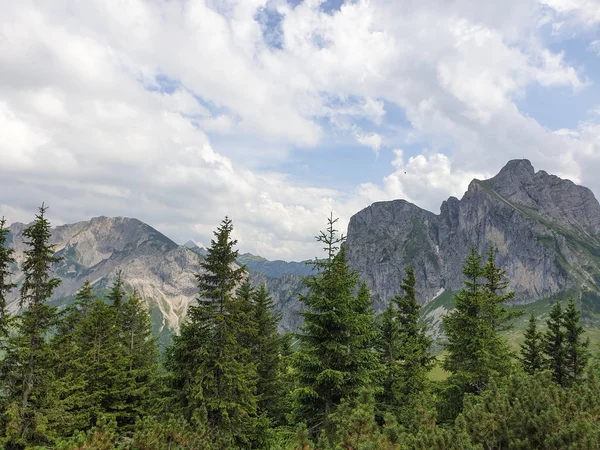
[345,159,600,315]
[3,159,600,339]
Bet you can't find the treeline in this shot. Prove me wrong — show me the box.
[0,208,597,449]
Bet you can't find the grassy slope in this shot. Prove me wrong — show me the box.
[424,291,600,381]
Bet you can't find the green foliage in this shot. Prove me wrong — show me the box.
[520,313,543,375]
[252,283,287,426]
[0,217,16,342]
[292,216,378,441]
[166,216,262,449]
[376,267,433,426]
[543,301,567,386]
[332,387,382,450]
[106,270,126,309]
[563,298,590,386]
[441,247,513,420]
[2,207,600,449]
[0,205,62,447]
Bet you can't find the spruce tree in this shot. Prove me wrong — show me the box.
[482,247,521,330]
[251,283,285,425]
[1,205,61,446]
[520,313,543,375]
[376,267,432,425]
[120,289,159,428]
[49,282,99,437]
[0,218,16,343]
[442,248,512,419]
[166,217,260,449]
[107,270,126,309]
[51,299,131,436]
[292,215,377,441]
[543,301,566,386]
[563,298,589,386]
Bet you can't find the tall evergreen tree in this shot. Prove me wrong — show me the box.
[482,247,521,330]
[107,270,126,309]
[292,215,377,441]
[49,282,99,437]
[563,298,589,386]
[376,267,432,425]
[521,313,543,375]
[442,248,512,419]
[251,283,285,425]
[166,217,260,449]
[0,218,16,344]
[120,289,159,428]
[50,299,131,437]
[543,301,566,386]
[1,205,61,446]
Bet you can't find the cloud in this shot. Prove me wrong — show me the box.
[355,132,382,155]
[0,0,598,261]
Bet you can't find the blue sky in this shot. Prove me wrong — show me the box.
[1,0,600,260]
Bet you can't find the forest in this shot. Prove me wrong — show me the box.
[0,206,597,450]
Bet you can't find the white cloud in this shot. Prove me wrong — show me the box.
[0,0,598,261]
[539,0,600,28]
[355,132,383,155]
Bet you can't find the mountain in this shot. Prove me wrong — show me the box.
[345,159,600,320]
[5,159,600,343]
[237,253,315,278]
[6,217,203,340]
[5,217,308,339]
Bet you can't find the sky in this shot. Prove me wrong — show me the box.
[1,0,599,261]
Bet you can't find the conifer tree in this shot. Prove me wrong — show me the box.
[1,205,61,446]
[120,289,159,428]
[49,282,99,437]
[563,298,589,386]
[51,299,131,436]
[252,283,285,425]
[166,217,260,449]
[376,267,432,425]
[442,248,512,419]
[521,313,543,375]
[543,301,566,386]
[292,215,377,441]
[482,247,521,330]
[107,270,126,309]
[0,218,16,343]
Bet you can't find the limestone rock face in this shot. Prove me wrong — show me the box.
[7,216,202,335]
[345,159,600,308]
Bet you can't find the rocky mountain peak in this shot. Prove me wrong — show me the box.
[346,160,600,310]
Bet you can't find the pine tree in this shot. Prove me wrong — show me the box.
[1,205,62,446]
[442,248,512,419]
[520,313,543,375]
[0,217,16,344]
[543,301,566,386]
[563,298,589,386]
[166,217,260,449]
[292,215,378,441]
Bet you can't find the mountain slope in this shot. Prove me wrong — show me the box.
[345,159,600,317]
[7,217,202,337]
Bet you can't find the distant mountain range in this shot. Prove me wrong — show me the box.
[5,159,600,344]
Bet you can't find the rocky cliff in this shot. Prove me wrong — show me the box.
[345,159,600,312]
